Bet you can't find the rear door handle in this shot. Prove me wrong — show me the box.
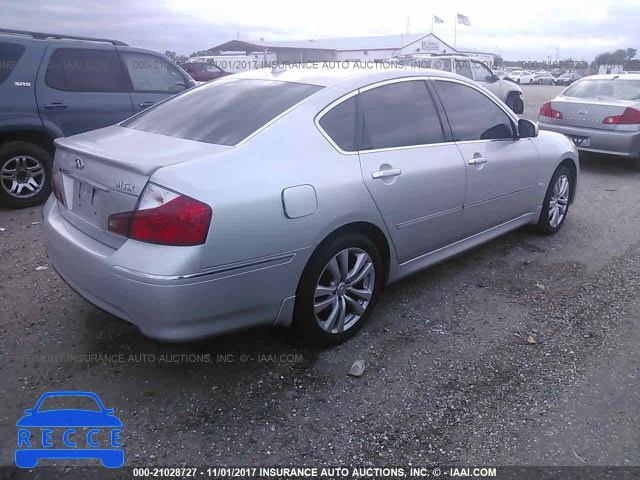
[139,101,155,108]
[371,168,402,179]
[468,157,488,165]
[44,102,68,109]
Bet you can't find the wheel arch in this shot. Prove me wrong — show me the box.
[307,221,392,287]
[559,157,578,204]
[0,129,56,154]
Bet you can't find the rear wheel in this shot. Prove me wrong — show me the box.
[0,141,52,208]
[293,232,384,346]
[535,165,572,234]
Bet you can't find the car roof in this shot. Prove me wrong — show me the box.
[230,65,464,87]
[579,74,640,80]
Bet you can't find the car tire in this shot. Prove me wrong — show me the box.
[293,232,384,347]
[516,78,520,84]
[537,79,542,84]
[535,165,572,235]
[0,141,52,209]
[505,92,524,114]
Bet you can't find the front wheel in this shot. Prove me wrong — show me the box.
[535,165,572,235]
[0,141,52,208]
[293,232,384,346]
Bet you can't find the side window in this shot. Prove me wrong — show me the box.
[430,58,451,72]
[121,52,187,93]
[472,61,493,82]
[435,80,514,141]
[205,64,223,73]
[455,60,473,79]
[45,48,124,92]
[358,80,444,150]
[319,96,356,152]
[0,43,25,84]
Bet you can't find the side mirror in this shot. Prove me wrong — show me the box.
[518,119,539,138]
[24,409,34,414]
[487,74,499,82]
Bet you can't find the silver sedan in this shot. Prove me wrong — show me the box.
[43,67,580,346]
[538,74,640,169]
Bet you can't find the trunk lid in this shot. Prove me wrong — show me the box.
[53,125,230,248]
[550,97,636,130]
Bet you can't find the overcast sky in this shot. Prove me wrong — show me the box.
[3,0,639,61]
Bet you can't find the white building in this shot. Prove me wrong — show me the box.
[207,33,495,66]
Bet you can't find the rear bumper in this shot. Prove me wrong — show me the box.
[43,197,309,341]
[538,121,640,159]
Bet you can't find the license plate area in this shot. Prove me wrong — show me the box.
[71,179,102,227]
[567,135,590,147]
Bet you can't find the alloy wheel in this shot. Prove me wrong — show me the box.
[313,248,375,334]
[1,155,46,199]
[549,174,569,228]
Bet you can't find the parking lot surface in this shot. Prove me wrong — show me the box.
[1,86,639,474]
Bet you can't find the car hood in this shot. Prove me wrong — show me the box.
[16,410,123,427]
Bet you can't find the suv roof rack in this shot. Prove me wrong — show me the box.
[0,28,128,46]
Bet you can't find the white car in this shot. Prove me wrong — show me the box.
[397,55,524,113]
[508,71,536,84]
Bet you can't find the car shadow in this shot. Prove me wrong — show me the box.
[579,153,640,173]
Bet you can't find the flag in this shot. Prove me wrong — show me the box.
[457,14,471,26]
[433,15,444,24]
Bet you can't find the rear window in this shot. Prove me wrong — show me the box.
[0,43,25,84]
[123,79,323,146]
[564,79,640,101]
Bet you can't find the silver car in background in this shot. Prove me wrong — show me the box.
[43,67,579,346]
[539,74,640,169]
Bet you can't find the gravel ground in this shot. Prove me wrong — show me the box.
[0,85,639,478]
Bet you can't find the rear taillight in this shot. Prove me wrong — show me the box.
[52,174,65,206]
[108,184,212,246]
[602,107,640,125]
[539,101,563,119]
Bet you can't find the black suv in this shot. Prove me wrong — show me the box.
[0,29,195,208]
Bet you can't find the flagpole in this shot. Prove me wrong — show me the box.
[454,15,457,49]
[431,15,434,34]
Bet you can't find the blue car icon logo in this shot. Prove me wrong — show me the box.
[16,391,123,468]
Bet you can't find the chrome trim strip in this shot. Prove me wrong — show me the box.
[397,206,462,229]
[59,169,109,191]
[399,212,535,267]
[113,252,296,281]
[463,186,534,208]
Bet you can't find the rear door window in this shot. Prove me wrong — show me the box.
[0,43,25,84]
[120,52,187,93]
[358,80,445,150]
[45,48,125,92]
[318,96,357,152]
[123,78,323,146]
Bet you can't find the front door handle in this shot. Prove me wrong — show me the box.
[468,157,488,165]
[44,102,68,109]
[371,168,402,179]
[139,101,155,108]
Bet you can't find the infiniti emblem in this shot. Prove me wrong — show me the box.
[578,109,587,115]
[74,158,85,170]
